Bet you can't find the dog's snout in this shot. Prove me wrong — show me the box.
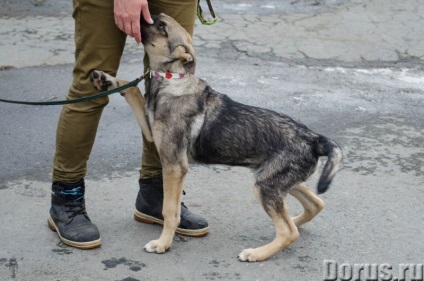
[151,14,160,23]
[141,14,161,26]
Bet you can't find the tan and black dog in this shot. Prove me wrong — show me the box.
[90,13,342,262]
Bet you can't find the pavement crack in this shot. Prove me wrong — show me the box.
[395,49,424,62]
[298,50,312,59]
[291,14,317,24]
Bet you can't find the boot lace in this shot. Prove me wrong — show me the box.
[65,198,88,220]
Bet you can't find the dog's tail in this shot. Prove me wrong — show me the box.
[316,135,343,194]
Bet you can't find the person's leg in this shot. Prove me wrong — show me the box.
[53,0,126,182]
[135,0,209,236]
[49,0,126,249]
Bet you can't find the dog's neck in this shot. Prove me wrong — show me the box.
[148,68,201,97]
[150,69,189,80]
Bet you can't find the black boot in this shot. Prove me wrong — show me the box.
[47,179,101,249]
[134,178,209,237]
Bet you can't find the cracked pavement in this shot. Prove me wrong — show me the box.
[196,0,424,67]
[1,0,424,68]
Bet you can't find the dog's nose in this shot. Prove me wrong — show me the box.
[141,14,157,26]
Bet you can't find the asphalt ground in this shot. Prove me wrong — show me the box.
[0,1,423,280]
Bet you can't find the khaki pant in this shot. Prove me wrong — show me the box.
[52,0,197,182]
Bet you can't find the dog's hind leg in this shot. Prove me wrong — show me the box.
[238,185,299,262]
[289,183,325,227]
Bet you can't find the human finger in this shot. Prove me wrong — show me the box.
[132,20,142,44]
[140,1,153,24]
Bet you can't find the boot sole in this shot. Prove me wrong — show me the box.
[47,215,102,250]
[134,209,209,237]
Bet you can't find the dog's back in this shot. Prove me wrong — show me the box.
[191,86,342,194]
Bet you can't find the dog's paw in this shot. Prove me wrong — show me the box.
[90,70,118,91]
[144,239,170,254]
[237,248,259,262]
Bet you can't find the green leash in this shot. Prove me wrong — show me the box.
[0,70,148,106]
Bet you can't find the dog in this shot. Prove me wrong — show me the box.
[90,13,342,262]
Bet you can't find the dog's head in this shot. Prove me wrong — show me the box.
[141,13,196,74]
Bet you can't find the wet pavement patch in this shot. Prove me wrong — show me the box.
[209,259,231,268]
[117,278,140,281]
[52,242,73,255]
[52,248,73,255]
[101,257,146,272]
[173,234,190,242]
[202,271,242,280]
[298,255,312,262]
[1,257,19,279]
[52,241,73,255]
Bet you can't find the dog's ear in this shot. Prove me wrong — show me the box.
[183,60,196,75]
[176,45,196,74]
[177,45,194,62]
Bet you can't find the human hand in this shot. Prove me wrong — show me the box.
[114,0,154,44]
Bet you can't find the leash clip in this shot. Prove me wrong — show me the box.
[140,68,150,81]
[197,0,218,25]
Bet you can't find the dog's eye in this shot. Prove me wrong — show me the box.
[157,21,168,37]
[158,21,167,32]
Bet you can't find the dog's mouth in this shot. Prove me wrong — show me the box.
[140,33,149,45]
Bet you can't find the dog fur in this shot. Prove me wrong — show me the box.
[90,13,342,262]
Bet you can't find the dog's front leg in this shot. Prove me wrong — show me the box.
[144,161,188,253]
[89,70,153,142]
[121,89,153,142]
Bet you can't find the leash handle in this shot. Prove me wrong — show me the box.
[0,72,147,106]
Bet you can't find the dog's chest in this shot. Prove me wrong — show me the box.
[147,89,206,141]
